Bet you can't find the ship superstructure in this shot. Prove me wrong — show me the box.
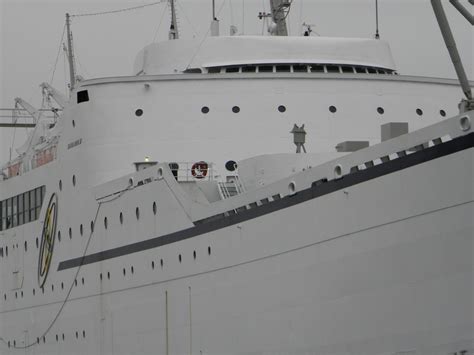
[0,1,473,354]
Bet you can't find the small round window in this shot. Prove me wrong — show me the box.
[377,107,385,115]
[278,105,286,113]
[416,108,423,116]
[135,109,144,117]
[232,106,240,113]
[201,106,210,114]
[329,105,337,113]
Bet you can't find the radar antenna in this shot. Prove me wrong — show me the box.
[431,0,473,113]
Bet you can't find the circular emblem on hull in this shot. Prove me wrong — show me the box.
[38,193,58,288]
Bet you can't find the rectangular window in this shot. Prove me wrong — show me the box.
[18,193,24,225]
[12,196,18,227]
[35,187,42,218]
[0,185,46,229]
[30,190,37,221]
[24,191,30,224]
[258,65,273,73]
[242,66,257,73]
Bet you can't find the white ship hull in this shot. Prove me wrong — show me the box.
[1,114,472,354]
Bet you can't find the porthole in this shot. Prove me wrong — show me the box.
[82,330,86,338]
[59,180,62,191]
[69,227,72,239]
[179,254,182,263]
[61,282,64,290]
[33,289,35,296]
[377,107,385,115]
[36,238,39,248]
[119,212,123,224]
[62,334,65,341]
[193,250,196,260]
[135,109,143,117]
[201,106,210,114]
[56,334,58,342]
[79,224,83,237]
[107,272,110,280]
[104,217,108,229]
[51,284,54,292]
[278,105,286,113]
[416,108,423,116]
[75,332,78,339]
[90,221,94,233]
[72,175,76,186]
[208,246,211,255]
[131,266,134,274]
[329,105,337,113]
[58,231,61,242]
[153,202,157,215]
[151,261,155,269]
[232,106,240,113]
[136,207,140,220]
[74,279,77,287]
[72,120,75,128]
[100,273,103,281]
[81,277,84,285]
[225,160,237,172]
[440,109,446,117]
[160,259,164,268]
[123,268,126,276]
[24,241,27,251]
[460,115,471,131]
[288,181,296,195]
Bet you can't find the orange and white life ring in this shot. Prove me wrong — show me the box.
[191,161,208,179]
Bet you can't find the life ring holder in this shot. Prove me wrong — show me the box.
[191,161,209,179]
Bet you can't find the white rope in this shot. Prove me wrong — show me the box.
[71,1,166,18]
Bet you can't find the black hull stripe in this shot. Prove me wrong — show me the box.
[58,133,473,271]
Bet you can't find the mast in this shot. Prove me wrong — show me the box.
[269,0,290,36]
[168,0,179,40]
[65,13,77,92]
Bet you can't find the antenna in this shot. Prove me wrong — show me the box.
[169,0,179,40]
[65,13,77,93]
[374,0,380,39]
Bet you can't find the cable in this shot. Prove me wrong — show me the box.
[4,185,133,350]
[49,24,66,85]
[176,0,199,37]
[70,1,166,18]
[153,1,169,42]
[185,0,227,70]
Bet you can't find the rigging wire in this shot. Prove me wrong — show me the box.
[176,0,199,38]
[153,1,169,42]
[49,23,67,85]
[185,0,227,70]
[70,1,166,18]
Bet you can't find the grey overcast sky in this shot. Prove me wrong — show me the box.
[0,0,473,162]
